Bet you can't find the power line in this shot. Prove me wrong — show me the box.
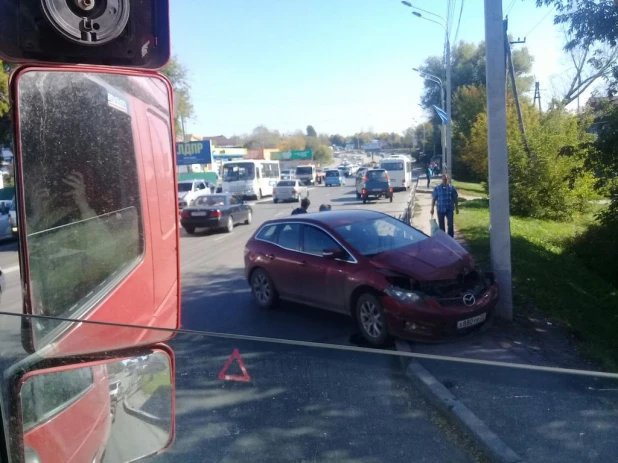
[453,0,465,45]
[524,7,555,38]
[505,0,517,16]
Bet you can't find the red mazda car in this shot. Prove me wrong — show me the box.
[244,210,499,345]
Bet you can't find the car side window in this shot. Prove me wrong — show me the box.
[276,223,301,250]
[256,224,278,243]
[302,225,340,256]
[229,196,239,205]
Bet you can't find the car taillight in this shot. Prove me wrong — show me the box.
[362,188,367,194]
[210,210,222,218]
[180,211,190,218]
[386,173,391,181]
[292,188,298,194]
[389,187,393,193]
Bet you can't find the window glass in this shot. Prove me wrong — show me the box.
[276,224,301,250]
[277,181,296,187]
[178,183,192,192]
[334,216,428,257]
[296,167,313,175]
[229,196,240,205]
[18,71,144,340]
[272,163,280,177]
[303,226,339,255]
[223,163,256,181]
[195,195,226,207]
[367,170,388,181]
[256,224,279,243]
[21,367,94,431]
[326,170,340,177]
[381,162,403,171]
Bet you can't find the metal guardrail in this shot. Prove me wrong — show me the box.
[399,177,419,226]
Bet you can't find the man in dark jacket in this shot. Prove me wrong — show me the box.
[291,198,311,215]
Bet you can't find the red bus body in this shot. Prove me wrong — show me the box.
[11,66,181,356]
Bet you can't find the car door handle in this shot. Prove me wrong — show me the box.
[266,254,275,260]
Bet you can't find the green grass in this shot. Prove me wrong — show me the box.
[452,180,487,198]
[139,370,172,395]
[457,199,618,371]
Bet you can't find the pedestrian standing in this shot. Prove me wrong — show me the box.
[430,174,459,238]
[425,163,432,188]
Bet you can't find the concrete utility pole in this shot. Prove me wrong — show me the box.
[484,0,513,320]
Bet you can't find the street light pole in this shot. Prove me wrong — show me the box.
[413,68,446,166]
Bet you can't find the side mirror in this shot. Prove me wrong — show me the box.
[11,348,175,463]
[12,68,180,355]
[322,248,346,259]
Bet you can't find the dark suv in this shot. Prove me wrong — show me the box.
[355,169,393,203]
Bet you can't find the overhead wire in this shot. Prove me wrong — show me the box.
[453,0,465,45]
[524,7,555,38]
[505,0,518,16]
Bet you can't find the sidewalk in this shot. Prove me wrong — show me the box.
[400,179,618,463]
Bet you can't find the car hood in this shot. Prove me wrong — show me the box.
[178,191,189,199]
[368,233,473,280]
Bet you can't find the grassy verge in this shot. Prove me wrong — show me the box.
[452,180,487,198]
[139,370,171,395]
[457,199,618,371]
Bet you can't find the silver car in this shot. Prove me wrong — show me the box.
[273,179,309,203]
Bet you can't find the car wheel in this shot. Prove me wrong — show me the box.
[356,292,390,346]
[225,216,234,233]
[245,210,252,225]
[273,198,278,204]
[250,268,279,309]
[183,225,196,234]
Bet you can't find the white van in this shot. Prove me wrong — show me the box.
[379,158,412,191]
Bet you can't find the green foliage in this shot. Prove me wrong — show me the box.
[460,100,595,220]
[159,56,193,138]
[313,145,333,165]
[306,125,317,137]
[0,60,11,145]
[329,134,345,147]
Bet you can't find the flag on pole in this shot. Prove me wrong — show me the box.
[433,105,450,125]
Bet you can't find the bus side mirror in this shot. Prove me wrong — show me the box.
[0,0,170,69]
[10,347,175,463]
[12,67,180,355]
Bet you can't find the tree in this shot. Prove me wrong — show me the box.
[160,56,194,139]
[329,134,345,147]
[313,145,333,165]
[243,125,281,149]
[306,125,317,137]
[0,60,11,145]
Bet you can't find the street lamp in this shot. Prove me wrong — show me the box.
[403,3,452,178]
[413,68,446,164]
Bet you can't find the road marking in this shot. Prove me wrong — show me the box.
[213,234,233,242]
[2,265,19,274]
[275,211,284,217]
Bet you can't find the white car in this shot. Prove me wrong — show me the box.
[178,179,211,209]
[273,179,309,203]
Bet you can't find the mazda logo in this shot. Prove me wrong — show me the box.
[462,293,476,306]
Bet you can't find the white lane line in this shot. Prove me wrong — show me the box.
[275,211,284,217]
[2,265,19,274]
[213,234,233,242]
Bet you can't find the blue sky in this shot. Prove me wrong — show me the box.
[169,1,571,137]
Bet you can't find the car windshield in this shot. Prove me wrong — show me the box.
[276,180,296,187]
[296,167,312,175]
[223,163,255,181]
[177,183,192,192]
[195,195,227,207]
[334,216,428,256]
[325,170,340,177]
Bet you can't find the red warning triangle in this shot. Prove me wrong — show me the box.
[218,348,251,382]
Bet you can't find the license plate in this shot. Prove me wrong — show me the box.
[372,189,382,192]
[192,212,207,217]
[457,313,487,329]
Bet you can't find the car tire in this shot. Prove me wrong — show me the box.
[273,198,278,204]
[245,210,252,225]
[225,216,234,233]
[355,292,391,346]
[250,268,279,309]
[183,225,196,234]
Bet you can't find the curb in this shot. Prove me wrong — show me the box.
[395,340,525,463]
[122,396,171,428]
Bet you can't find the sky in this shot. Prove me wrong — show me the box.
[168,0,586,138]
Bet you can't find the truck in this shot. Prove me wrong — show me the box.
[295,164,317,186]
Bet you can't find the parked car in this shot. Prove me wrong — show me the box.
[180,193,252,234]
[244,210,499,345]
[324,169,345,187]
[178,179,211,209]
[273,179,309,203]
[356,168,393,203]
